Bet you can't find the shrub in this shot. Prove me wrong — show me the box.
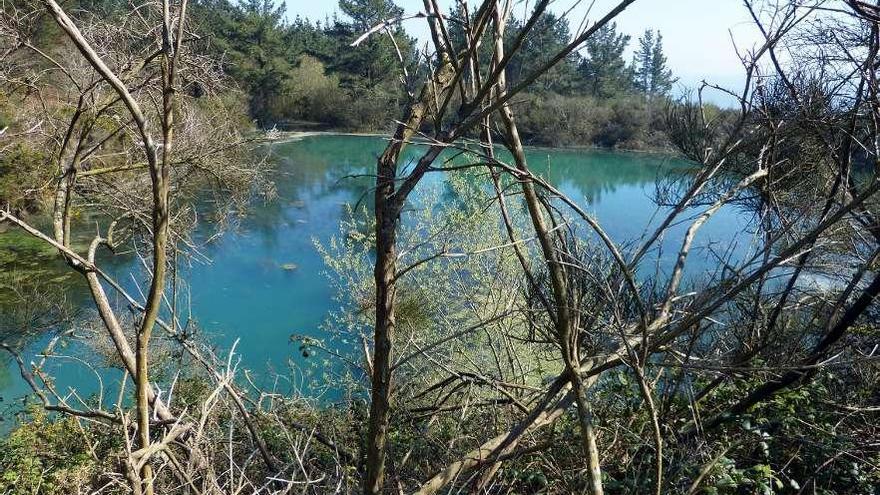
[336,87,401,131]
[0,407,111,494]
[593,96,648,148]
[262,55,344,125]
[516,93,607,147]
[514,93,670,150]
[265,56,402,132]
[0,143,50,212]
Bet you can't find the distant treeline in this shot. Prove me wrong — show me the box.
[186,0,685,149]
[1,0,694,149]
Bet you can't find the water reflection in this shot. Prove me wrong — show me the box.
[0,135,752,424]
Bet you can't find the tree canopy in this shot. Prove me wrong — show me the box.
[633,29,676,96]
[186,1,675,136]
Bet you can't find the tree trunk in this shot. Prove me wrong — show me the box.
[363,58,455,494]
[364,151,399,494]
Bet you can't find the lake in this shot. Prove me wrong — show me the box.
[0,134,754,424]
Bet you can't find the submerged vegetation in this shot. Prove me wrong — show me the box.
[1,0,880,494]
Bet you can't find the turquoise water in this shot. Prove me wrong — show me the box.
[0,135,754,423]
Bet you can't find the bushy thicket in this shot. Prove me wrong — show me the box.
[0,144,49,214]
[269,55,405,130]
[515,93,673,149]
[0,408,114,494]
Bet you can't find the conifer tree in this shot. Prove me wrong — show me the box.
[579,22,631,98]
[649,32,675,96]
[631,29,676,97]
[632,29,654,94]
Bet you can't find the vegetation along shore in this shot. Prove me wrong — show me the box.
[1,0,879,494]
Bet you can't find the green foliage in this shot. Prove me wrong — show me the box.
[191,0,293,123]
[650,33,676,96]
[0,143,50,211]
[592,97,647,147]
[7,0,686,140]
[280,55,345,119]
[338,0,402,31]
[480,15,680,150]
[506,9,581,94]
[315,163,547,393]
[184,0,680,139]
[515,93,609,146]
[676,372,880,495]
[702,458,782,495]
[632,29,655,94]
[515,93,669,149]
[633,30,676,96]
[188,0,412,130]
[0,407,111,494]
[0,228,73,301]
[579,22,632,98]
[0,94,12,130]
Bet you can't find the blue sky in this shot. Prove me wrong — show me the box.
[288,0,763,105]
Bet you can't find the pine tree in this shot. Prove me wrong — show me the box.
[447,2,503,77]
[578,22,631,98]
[649,32,676,96]
[508,9,580,94]
[330,0,414,90]
[632,29,654,94]
[631,29,676,97]
[195,0,291,121]
[338,0,402,31]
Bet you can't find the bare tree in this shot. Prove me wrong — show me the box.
[349,0,880,493]
[0,0,275,491]
[355,1,639,493]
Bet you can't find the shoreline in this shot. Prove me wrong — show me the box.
[265,129,681,157]
[265,130,388,144]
